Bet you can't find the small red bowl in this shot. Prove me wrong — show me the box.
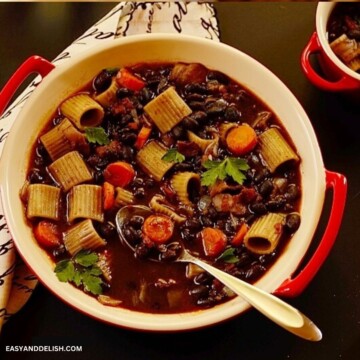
[301,2,360,98]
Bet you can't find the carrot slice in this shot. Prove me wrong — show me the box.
[103,181,115,210]
[200,227,227,257]
[34,221,61,248]
[142,215,174,244]
[135,126,152,150]
[226,124,258,156]
[116,68,145,92]
[231,223,249,247]
[103,161,135,188]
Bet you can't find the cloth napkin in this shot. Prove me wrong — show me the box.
[0,1,219,331]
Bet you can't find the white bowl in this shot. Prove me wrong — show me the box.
[0,34,330,331]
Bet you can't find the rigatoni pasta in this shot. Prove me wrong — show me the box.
[136,141,174,181]
[244,213,286,255]
[60,93,104,131]
[48,151,93,192]
[27,184,60,220]
[258,127,299,173]
[40,118,86,161]
[144,86,192,133]
[63,219,106,256]
[68,185,103,223]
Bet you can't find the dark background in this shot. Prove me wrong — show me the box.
[0,2,359,360]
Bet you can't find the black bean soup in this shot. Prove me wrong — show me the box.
[23,62,302,313]
[327,3,360,73]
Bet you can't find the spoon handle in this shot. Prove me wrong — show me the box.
[190,258,322,341]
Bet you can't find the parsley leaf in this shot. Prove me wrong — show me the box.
[75,250,99,267]
[54,260,75,282]
[217,248,239,264]
[201,157,249,187]
[81,272,103,295]
[161,148,185,163]
[54,251,104,295]
[85,127,110,145]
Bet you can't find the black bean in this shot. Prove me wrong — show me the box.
[28,168,44,183]
[259,179,274,197]
[266,196,286,211]
[205,99,227,116]
[196,297,214,307]
[191,111,208,124]
[182,116,199,130]
[122,146,135,162]
[285,184,300,201]
[245,264,266,280]
[129,215,144,229]
[285,213,301,233]
[132,178,144,187]
[98,222,116,237]
[116,87,134,99]
[120,132,137,145]
[134,187,145,198]
[189,285,209,299]
[200,215,213,227]
[93,70,113,93]
[250,202,268,215]
[236,252,252,267]
[207,207,218,220]
[181,228,195,242]
[52,245,66,258]
[160,242,181,261]
[194,272,213,285]
[145,178,155,189]
[172,126,184,139]
[172,162,194,172]
[254,167,269,183]
[185,219,201,231]
[138,87,153,104]
[224,106,241,121]
[134,243,151,259]
[207,70,230,84]
[185,83,208,94]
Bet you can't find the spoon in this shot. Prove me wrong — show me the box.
[116,205,322,341]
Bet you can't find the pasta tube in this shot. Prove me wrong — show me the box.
[68,184,104,222]
[258,128,299,173]
[60,93,104,131]
[48,151,93,192]
[26,184,60,220]
[136,141,174,181]
[244,213,286,254]
[63,219,106,256]
[144,86,192,133]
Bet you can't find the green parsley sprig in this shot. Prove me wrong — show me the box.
[217,248,239,264]
[54,250,104,295]
[85,127,110,146]
[201,157,249,187]
[161,148,185,163]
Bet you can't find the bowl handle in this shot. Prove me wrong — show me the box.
[301,32,359,92]
[274,170,347,298]
[0,55,54,116]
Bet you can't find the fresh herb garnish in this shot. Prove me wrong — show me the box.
[54,250,104,295]
[201,157,249,187]
[217,248,239,264]
[161,148,185,163]
[85,127,110,146]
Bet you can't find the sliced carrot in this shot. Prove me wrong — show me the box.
[103,161,135,188]
[142,215,174,244]
[226,124,258,156]
[34,221,61,248]
[127,122,139,130]
[231,222,249,247]
[103,181,115,210]
[200,228,227,257]
[135,126,152,150]
[116,68,145,92]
